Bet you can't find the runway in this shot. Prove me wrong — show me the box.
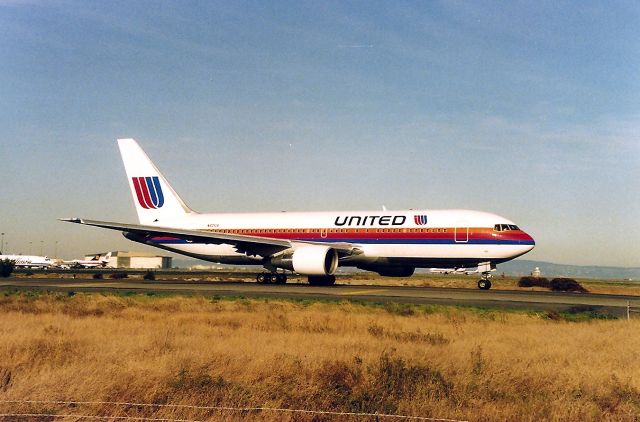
[1,277,638,316]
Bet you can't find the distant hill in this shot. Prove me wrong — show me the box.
[496,260,640,280]
[172,257,640,281]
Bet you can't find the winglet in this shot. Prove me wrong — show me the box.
[60,218,84,224]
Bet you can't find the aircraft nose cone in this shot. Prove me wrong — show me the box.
[523,231,535,250]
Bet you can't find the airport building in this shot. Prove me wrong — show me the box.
[84,251,172,269]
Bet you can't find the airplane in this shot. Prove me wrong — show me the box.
[0,255,52,269]
[429,267,477,275]
[61,138,535,289]
[62,252,112,269]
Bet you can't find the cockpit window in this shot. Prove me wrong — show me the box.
[494,224,520,232]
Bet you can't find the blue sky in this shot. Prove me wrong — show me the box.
[0,1,638,266]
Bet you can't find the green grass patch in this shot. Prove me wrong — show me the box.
[0,288,624,321]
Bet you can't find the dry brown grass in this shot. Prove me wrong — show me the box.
[0,292,639,421]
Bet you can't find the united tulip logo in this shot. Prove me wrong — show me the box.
[414,215,428,225]
[132,176,164,209]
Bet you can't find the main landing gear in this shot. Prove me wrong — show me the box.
[256,272,287,284]
[256,273,336,286]
[307,275,336,286]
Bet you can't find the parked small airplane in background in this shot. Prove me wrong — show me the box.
[0,255,52,269]
[62,138,535,289]
[63,252,112,269]
[430,267,477,275]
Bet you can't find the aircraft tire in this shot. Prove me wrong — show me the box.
[308,275,336,286]
[478,279,492,290]
[274,273,287,284]
[257,273,272,284]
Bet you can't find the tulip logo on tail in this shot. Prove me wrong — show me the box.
[132,176,164,209]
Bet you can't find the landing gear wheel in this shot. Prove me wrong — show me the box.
[478,279,492,290]
[257,273,273,283]
[308,275,336,286]
[273,273,287,284]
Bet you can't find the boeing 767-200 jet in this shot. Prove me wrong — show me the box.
[62,139,535,289]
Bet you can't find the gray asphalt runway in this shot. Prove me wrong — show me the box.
[1,277,638,316]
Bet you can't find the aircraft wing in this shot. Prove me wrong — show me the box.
[60,218,359,258]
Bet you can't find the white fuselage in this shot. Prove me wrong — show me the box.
[138,209,535,269]
[0,255,52,268]
[65,260,107,268]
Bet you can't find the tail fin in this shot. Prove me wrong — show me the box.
[117,139,195,224]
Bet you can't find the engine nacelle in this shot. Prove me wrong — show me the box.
[291,246,339,276]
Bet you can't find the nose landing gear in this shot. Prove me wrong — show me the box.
[477,277,492,290]
[476,262,494,290]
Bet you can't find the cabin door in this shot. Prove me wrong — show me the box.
[454,225,469,243]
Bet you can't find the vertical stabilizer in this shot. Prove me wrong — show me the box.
[117,138,195,224]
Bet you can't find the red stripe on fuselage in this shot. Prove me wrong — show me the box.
[195,227,532,243]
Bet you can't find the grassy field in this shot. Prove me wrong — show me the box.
[0,292,639,421]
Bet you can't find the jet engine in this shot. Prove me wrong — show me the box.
[271,246,338,276]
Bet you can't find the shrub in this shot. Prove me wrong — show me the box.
[92,273,103,280]
[372,352,452,400]
[109,272,128,279]
[0,259,15,278]
[169,369,226,393]
[143,271,156,281]
[550,278,587,293]
[518,276,549,288]
[383,302,415,316]
[519,276,587,292]
[316,360,362,399]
